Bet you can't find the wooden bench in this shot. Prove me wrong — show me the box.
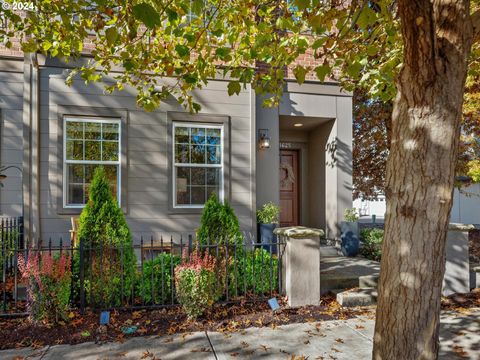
[69,217,79,247]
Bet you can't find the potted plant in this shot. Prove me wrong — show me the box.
[341,208,360,257]
[256,202,280,253]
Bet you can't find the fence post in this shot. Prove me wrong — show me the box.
[274,227,324,307]
[79,237,85,315]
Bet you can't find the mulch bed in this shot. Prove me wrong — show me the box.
[0,295,373,350]
[1,289,478,350]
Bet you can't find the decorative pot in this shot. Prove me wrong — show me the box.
[340,221,359,257]
[258,223,278,254]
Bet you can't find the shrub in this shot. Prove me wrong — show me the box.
[256,202,280,224]
[360,228,384,261]
[138,253,181,304]
[236,248,278,295]
[18,251,72,323]
[344,208,359,222]
[197,193,242,245]
[74,167,136,307]
[175,249,217,319]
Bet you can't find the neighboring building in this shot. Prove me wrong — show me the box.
[353,185,480,225]
[450,184,480,225]
[0,52,353,243]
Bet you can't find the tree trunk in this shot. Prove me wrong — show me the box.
[372,1,475,359]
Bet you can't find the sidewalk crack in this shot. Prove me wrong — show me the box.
[205,331,218,360]
[344,321,374,343]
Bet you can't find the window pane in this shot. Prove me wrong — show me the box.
[68,164,84,184]
[85,141,101,160]
[176,167,190,205]
[191,186,206,204]
[206,168,221,186]
[68,184,84,205]
[66,121,84,139]
[66,140,84,160]
[191,168,206,186]
[175,144,190,163]
[206,128,221,145]
[191,145,205,163]
[191,128,206,145]
[207,145,221,164]
[102,141,119,161]
[85,122,101,140]
[206,186,219,200]
[175,127,189,144]
[102,123,119,141]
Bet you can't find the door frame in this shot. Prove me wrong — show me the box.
[279,148,301,227]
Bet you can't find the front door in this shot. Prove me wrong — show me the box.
[279,149,299,227]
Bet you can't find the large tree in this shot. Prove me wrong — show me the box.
[2,1,480,358]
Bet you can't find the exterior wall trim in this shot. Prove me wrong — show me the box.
[56,105,129,215]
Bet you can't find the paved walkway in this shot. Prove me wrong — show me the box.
[1,309,479,359]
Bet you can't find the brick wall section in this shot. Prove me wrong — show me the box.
[0,39,324,81]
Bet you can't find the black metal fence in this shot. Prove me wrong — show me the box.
[0,234,284,317]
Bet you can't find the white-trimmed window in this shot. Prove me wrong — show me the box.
[63,117,121,207]
[173,122,223,208]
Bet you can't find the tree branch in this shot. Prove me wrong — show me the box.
[473,9,480,40]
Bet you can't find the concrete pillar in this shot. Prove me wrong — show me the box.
[274,226,324,307]
[443,224,473,296]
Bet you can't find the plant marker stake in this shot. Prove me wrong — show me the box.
[100,311,110,325]
[268,297,280,313]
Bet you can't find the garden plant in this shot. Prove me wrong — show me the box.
[74,167,136,307]
[18,251,72,324]
[360,228,384,262]
[174,248,218,319]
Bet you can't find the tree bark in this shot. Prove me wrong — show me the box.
[372,1,475,359]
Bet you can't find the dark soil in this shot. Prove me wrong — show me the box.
[1,289,478,351]
[0,295,373,350]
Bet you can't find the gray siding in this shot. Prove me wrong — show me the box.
[37,66,255,241]
[0,63,24,217]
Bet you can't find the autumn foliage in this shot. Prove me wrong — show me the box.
[18,251,72,323]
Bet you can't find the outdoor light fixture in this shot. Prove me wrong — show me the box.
[258,129,271,149]
[294,123,303,127]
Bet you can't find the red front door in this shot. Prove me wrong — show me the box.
[279,150,299,227]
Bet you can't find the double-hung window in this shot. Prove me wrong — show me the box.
[63,117,121,207]
[173,123,223,208]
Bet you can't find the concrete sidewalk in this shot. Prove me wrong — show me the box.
[1,309,479,359]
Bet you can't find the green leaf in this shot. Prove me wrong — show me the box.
[357,7,377,30]
[215,47,230,60]
[166,8,178,22]
[175,44,190,57]
[347,61,363,78]
[293,0,310,11]
[228,81,241,96]
[315,65,331,82]
[132,3,161,29]
[293,65,307,85]
[105,27,118,46]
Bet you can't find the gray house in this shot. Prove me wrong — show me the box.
[0,54,352,243]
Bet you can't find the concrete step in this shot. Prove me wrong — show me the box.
[359,274,379,289]
[320,246,341,257]
[321,275,360,295]
[336,287,378,307]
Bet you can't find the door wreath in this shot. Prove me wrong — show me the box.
[280,163,295,187]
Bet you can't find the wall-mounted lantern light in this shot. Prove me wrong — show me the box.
[258,129,271,149]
